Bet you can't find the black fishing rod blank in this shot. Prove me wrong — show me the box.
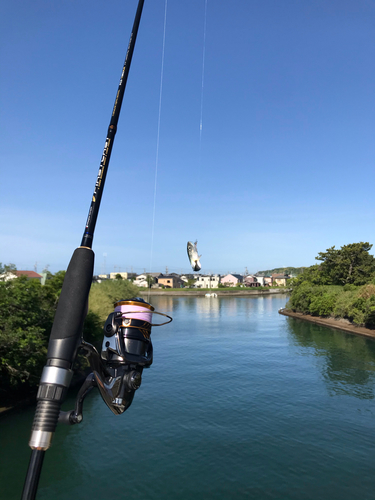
[22,1,145,499]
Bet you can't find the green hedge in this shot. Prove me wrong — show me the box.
[0,273,122,399]
[287,283,375,329]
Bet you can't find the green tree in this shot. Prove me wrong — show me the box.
[287,265,327,290]
[187,278,196,288]
[316,242,375,285]
[115,274,123,280]
[0,272,104,398]
[146,275,154,288]
[0,263,17,275]
[0,277,53,394]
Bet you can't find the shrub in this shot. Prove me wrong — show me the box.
[358,284,375,300]
[309,292,337,317]
[0,273,106,397]
[333,289,357,319]
[88,279,139,322]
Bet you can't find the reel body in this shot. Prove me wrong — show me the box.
[60,297,171,424]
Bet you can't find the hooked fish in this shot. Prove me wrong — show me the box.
[187,240,202,272]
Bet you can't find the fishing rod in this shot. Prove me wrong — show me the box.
[21,1,171,498]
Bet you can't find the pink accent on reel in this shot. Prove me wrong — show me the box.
[114,303,152,323]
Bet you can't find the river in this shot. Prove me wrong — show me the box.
[2,294,375,500]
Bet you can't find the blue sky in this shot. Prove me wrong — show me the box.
[1,0,374,276]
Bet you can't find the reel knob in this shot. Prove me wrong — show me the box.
[128,370,142,390]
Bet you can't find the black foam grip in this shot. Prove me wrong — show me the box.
[47,247,94,364]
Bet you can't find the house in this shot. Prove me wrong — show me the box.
[109,272,137,280]
[158,274,184,288]
[255,274,273,286]
[220,274,243,287]
[254,275,265,286]
[133,273,163,287]
[134,274,152,287]
[98,274,110,280]
[194,275,220,289]
[180,274,196,283]
[272,274,290,286]
[244,275,261,287]
[0,270,42,283]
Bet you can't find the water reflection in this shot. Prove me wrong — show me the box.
[151,296,175,313]
[286,317,375,399]
[151,295,284,321]
[196,297,221,317]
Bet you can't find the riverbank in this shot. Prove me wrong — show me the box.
[279,308,375,340]
[138,288,289,297]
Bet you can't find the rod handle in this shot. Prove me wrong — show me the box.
[47,247,94,363]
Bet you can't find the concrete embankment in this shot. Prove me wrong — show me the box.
[138,288,288,297]
[279,308,375,340]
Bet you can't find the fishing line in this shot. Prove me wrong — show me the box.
[199,0,208,160]
[148,0,168,300]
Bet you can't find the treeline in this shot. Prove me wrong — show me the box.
[257,267,306,276]
[286,242,375,329]
[0,272,139,401]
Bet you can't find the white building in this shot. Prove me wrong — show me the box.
[254,275,265,286]
[133,273,161,287]
[194,275,220,289]
[109,272,136,280]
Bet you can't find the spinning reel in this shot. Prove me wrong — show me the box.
[59,297,172,425]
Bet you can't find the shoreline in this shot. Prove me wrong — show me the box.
[138,288,289,297]
[279,308,375,340]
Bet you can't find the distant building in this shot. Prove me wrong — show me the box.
[158,275,184,288]
[220,274,243,287]
[255,274,273,286]
[254,275,265,286]
[180,274,197,283]
[0,270,43,283]
[194,275,220,288]
[272,274,290,286]
[244,275,261,287]
[133,273,161,287]
[134,274,151,287]
[109,272,137,280]
[0,271,17,282]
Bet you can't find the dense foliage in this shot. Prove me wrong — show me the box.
[0,273,139,401]
[287,243,375,328]
[316,243,375,285]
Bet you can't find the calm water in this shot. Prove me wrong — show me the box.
[2,295,375,500]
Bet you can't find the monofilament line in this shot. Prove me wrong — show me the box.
[199,0,208,154]
[149,0,168,293]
